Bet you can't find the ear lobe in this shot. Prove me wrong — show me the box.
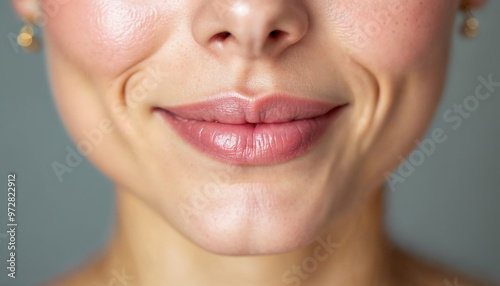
[461,0,488,10]
[11,0,39,21]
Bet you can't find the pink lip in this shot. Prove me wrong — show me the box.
[156,94,347,165]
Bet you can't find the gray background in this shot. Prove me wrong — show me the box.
[1,1,499,285]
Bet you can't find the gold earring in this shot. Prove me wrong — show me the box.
[17,21,40,52]
[461,4,479,38]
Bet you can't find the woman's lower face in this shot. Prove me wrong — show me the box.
[41,0,457,254]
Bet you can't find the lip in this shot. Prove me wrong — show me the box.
[156,93,347,165]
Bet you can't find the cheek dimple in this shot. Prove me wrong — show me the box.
[44,0,168,76]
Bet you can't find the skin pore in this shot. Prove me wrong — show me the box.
[12,0,491,285]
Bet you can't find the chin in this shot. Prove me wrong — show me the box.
[172,182,332,256]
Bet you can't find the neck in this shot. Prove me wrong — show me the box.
[98,186,393,286]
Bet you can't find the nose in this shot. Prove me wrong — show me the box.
[192,0,309,59]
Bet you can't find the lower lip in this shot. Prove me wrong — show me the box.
[158,106,346,165]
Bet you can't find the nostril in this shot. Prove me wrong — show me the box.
[269,30,287,40]
[211,31,232,43]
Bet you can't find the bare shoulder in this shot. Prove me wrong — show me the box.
[388,246,497,286]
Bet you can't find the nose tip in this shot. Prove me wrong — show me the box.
[192,0,309,59]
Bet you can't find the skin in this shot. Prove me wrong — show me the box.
[12,0,492,285]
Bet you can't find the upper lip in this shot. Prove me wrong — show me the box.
[156,93,347,124]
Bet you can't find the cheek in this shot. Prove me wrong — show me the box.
[42,0,172,77]
[335,0,456,71]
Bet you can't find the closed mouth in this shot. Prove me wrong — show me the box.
[155,93,348,165]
